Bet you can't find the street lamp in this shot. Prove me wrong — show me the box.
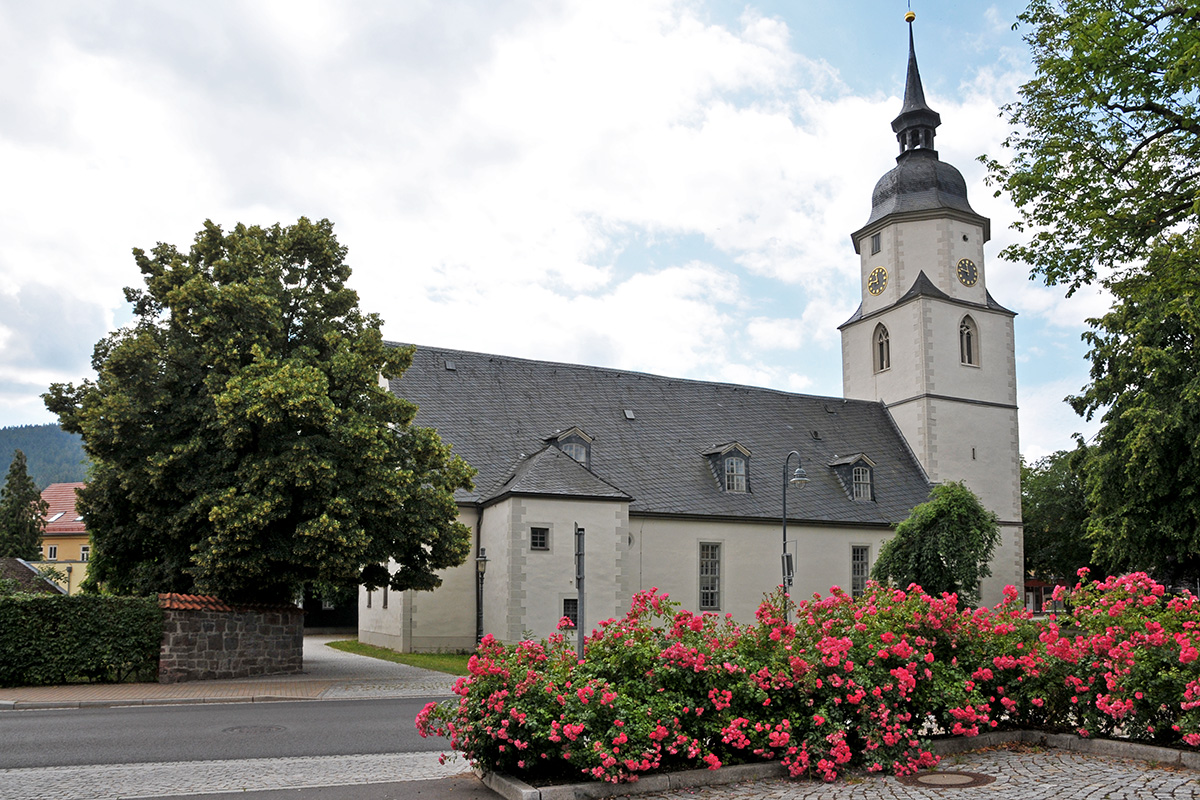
[781,450,809,621]
[475,547,488,645]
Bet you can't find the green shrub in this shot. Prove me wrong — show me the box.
[0,594,162,686]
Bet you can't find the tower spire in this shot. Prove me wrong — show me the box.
[890,13,941,158]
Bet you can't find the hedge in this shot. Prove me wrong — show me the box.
[0,594,162,686]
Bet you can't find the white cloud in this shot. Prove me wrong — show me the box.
[1017,377,1100,463]
[0,0,1095,466]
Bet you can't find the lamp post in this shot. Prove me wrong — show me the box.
[781,450,809,621]
[475,547,488,645]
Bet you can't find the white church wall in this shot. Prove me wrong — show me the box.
[359,506,479,653]
[628,516,894,621]
[483,495,630,645]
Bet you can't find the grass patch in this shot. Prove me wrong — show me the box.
[326,639,471,676]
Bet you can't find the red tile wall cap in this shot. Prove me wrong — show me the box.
[157,593,303,613]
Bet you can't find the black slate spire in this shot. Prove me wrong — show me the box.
[890,19,941,158]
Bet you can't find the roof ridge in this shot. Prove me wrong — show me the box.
[387,341,880,408]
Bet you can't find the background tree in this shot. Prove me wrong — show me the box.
[0,425,87,487]
[985,0,1200,583]
[982,0,1200,294]
[45,218,474,604]
[871,482,1000,607]
[1021,449,1096,581]
[1068,234,1200,583]
[0,450,47,560]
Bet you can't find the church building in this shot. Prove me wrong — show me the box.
[359,18,1023,653]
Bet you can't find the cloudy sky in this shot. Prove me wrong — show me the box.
[0,1,1106,461]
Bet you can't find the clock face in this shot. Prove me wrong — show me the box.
[957,258,979,287]
[867,266,888,296]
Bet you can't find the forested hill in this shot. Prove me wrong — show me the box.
[0,424,88,488]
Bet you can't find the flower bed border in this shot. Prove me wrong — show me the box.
[479,731,1200,800]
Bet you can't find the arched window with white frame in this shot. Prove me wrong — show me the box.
[873,323,890,372]
[959,315,979,366]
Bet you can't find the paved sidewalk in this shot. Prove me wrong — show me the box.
[0,636,458,709]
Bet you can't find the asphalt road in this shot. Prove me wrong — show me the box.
[0,697,450,769]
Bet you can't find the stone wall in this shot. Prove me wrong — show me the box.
[158,594,304,683]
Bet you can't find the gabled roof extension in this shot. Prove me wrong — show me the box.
[484,446,632,504]
[386,344,933,526]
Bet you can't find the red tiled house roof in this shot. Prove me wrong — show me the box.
[41,482,86,535]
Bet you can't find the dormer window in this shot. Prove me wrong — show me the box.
[725,457,747,492]
[703,443,752,494]
[852,466,872,500]
[546,427,593,469]
[829,454,877,502]
[561,442,587,463]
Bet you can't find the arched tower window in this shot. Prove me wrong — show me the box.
[873,324,890,372]
[959,316,979,366]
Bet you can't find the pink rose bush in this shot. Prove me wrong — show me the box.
[416,573,1200,784]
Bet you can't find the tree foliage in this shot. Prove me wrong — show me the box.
[982,0,1200,294]
[0,450,47,560]
[1021,449,1095,581]
[1068,232,1200,582]
[871,482,1000,607]
[0,425,87,488]
[45,218,474,604]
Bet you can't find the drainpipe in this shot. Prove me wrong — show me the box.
[475,501,485,647]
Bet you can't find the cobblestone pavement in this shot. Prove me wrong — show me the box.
[625,747,1199,800]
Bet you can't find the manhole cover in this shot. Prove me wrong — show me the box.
[897,771,995,788]
[222,725,286,735]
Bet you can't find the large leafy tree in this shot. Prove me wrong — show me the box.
[1021,449,1096,581]
[1068,234,1200,582]
[985,0,1200,582]
[871,482,1000,607]
[0,450,47,560]
[45,218,474,604]
[982,0,1200,294]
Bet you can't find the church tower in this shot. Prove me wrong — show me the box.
[839,15,1022,606]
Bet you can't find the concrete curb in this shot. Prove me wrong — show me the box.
[479,730,1197,800]
[4,694,334,710]
[482,762,788,800]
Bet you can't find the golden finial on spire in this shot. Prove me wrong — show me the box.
[905,11,916,23]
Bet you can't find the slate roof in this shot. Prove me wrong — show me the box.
[486,446,633,504]
[0,557,66,594]
[839,271,1016,328]
[41,482,86,537]
[387,344,933,527]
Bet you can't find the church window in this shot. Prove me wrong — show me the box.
[725,457,747,492]
[851,545,870,598]
[870,232,881,254]
[874,324,890,372]
[852,466,873,500]
[699,543,721,610]
[530,526,549,551]
[959,316,979,366]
